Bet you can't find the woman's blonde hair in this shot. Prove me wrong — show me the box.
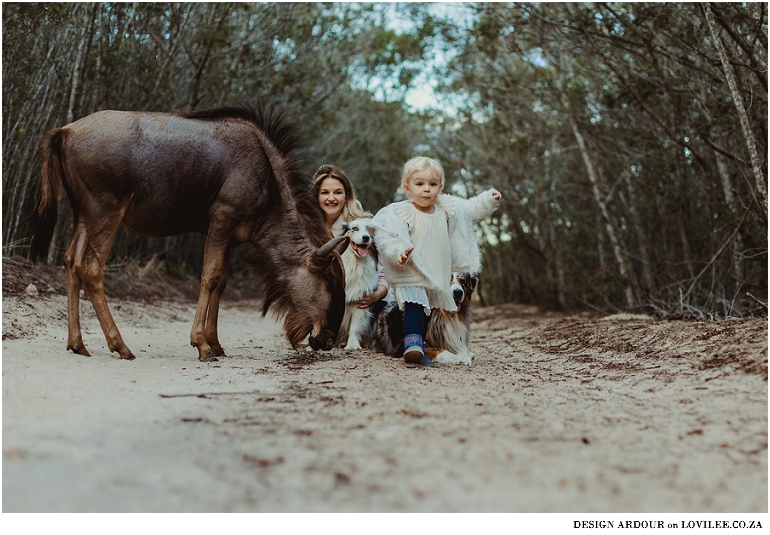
[400,156,445,190]
[312,164,372,221]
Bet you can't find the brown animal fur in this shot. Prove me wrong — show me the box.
[30,103,348,361]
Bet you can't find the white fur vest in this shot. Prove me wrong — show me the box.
[367,190,499,289]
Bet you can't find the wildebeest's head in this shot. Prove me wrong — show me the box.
[248,235,349,352]
[286,235,348,351]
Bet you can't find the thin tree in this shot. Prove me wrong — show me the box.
[703,2,768,217]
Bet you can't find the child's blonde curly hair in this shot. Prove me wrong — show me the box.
[400,156,445,190]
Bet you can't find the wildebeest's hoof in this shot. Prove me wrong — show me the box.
[201,356,219,362]
[121,354,136,361]
[69,345,91,357]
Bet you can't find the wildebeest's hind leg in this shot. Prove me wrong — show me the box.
[203,248,230,357]
[63,220,90,356]
[71,211,136,360]
[191,228,232,362]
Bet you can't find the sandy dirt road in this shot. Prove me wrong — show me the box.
[2,293,767,513]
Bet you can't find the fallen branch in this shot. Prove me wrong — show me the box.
[159,390,282,398]
[746,292,768,311]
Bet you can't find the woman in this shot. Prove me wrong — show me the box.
[312,164,388,308]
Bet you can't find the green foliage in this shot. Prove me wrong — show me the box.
[433,2,767,315]
[3,2,766,316]
[3,2,428,273]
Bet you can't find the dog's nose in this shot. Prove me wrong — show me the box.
[361,235,370,243]
[453,289,464,300]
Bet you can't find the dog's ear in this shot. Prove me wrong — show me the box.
[341,222,350,234]
[468,274,479,293]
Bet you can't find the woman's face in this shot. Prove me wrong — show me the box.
[318,177,347,221]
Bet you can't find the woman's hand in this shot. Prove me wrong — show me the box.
[491,189,502,201]
[357,285,388,309]
[398,247,414,269]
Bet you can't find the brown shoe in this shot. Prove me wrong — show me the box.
[403,345,424,364]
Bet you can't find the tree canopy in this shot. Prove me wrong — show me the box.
[3,2,766,317]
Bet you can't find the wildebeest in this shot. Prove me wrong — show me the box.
[30,103,349,361]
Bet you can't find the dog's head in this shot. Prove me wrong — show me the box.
[450,272,478,311]
[341,219,373,259]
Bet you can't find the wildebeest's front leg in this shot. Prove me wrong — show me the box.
[203,248,230,357]
[191,230,232,362]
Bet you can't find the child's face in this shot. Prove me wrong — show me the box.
[404,167,442,213]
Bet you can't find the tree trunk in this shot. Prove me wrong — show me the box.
[66,5,98,124]
[703,2,767,217]
[219,6,254,104]
[715,150,744,282]
[121,2,138,38]
[564,108,635,309]
[623,171,655,295]
[676,201,696,281]
[553,57,635,308]
[187,4,230,111]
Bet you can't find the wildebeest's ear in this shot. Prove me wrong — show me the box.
[308,236,350,272]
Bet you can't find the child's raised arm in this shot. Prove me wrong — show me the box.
[457,188,502,223]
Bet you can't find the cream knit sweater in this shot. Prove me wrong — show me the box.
[395,204,455,312]
[367,190,500,306]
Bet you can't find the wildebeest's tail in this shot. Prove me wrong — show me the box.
[29,128,65,262]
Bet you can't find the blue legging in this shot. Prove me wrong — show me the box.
[403,302,429,348]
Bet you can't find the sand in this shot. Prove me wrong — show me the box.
[2,293,767,513]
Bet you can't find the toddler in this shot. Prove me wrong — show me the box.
[368,157,501,365]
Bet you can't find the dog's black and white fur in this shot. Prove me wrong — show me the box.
[336,219,379,349]
[371,272,479,365]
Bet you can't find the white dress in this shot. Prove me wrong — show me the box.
[393,204,456,314]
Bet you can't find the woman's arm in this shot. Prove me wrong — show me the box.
[357,256,389,308]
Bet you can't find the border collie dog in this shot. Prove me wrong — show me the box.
[371,272,479,365]
[336,219,379,349]
[426,272,478,365]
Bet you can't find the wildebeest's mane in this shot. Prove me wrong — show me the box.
[180,102,302,156]
[180,103,328,248]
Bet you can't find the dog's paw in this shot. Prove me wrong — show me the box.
[430,350,455,365]
[433,350,473,365]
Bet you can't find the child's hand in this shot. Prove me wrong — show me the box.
[398,247,414,269]
[491,189,502,201]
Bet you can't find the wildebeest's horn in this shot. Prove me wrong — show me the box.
[308,235,350,271]
[318,235,349,257]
